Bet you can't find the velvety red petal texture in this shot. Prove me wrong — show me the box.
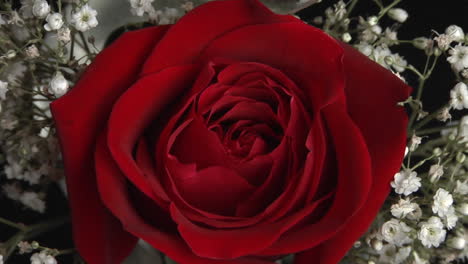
[293,43,411,264]
[50,26,170,264]
[51,0,412,263]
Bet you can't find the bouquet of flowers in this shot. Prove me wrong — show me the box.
[0,0,467,263]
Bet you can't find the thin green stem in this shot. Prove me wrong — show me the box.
[347,0,360,15]
[2,215,69,261]
[416,123,459,136]
[377,0,403,20]
[0,217,26,231]
[56,248,76,256]
[78,32,91,56]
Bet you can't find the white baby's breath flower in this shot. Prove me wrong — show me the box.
[391,170,421,196]
[31,251,57,264]
[20,192,45,213]
[450,82,468,110]
[383,28,398,46]
[356,42,373,57]
[378,245,411,264]
[412,252,429,264]
[8,11,25,26]
[372,45,392,67]
[25,45,40,58]
[5,160,23,181]
[0,80,8,100]
[458,203,468,215]
[381,219,413,246]
[395,246,412,263]
[409,135,422,151]
[57,27,71,43]
[388,8,408,23]
[436,107,452,122]
[454,179,468,195]
[17,241,33,254]
[432,188,453,217]
[44,13,63,31]
[443,207,458,230]
[2,183,22,201]
[435,34,453,51]
[429,164,444,182]
[49,72,69,97]
[389,53,407,73]
[391,198,420,219]
[129,0,154,16]
[418,216,446,248]
[20,0,35,18]
[448,236,466,249]
[181,1,194,12]
[378,244,398,263]
[71,4,98,32]
[32,0,50,18]
[446,25,465,42]
[448,45,468,72]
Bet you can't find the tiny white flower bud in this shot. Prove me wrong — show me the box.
[367,16,378,26]
[49,72,69,97]
[462,69,468,79]
[313,16,323,25]
[341,32,352,43]
[0,80,8,100]
[413,37,430,50]
[44,13,63,31]
[448,236,466,249]
[446,25,465,42]
[456,152,466,163]
[32,0,50,18]
[450,82,468,110]
[57,27,71,43]
[388,8,408,23]
[5,49,16,59]
[458,203,468,215]
[25,45,40,58]
[371,239,383,251]
[429,164,444,182]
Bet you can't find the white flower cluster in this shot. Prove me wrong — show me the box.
[127,0,184,25]
[71,4,98,32]
[391,170,421,196]
[3,184,46,213]
[30,251,57,264]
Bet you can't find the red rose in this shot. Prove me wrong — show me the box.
[51,0,411,263]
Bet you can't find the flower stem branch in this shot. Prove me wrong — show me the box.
[0,217,27,231]
[377,0,403,20]
[2,215,69,261]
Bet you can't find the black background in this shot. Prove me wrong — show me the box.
[1,0,468,263]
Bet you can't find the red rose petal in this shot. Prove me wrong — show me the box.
[293,44,411,264]
[141,0,299,75]
[258,101,372,255]
[106,64,197,202]
[95,132,273,264]
[134,137,170,208]
[200,22,345,113]
[170,192,334,259]
[50,26,170,264]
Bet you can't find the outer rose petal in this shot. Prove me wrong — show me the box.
[50,26,170,264]
[141,0,298,75]
[95,132,277,264]
[294,44,411,264]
